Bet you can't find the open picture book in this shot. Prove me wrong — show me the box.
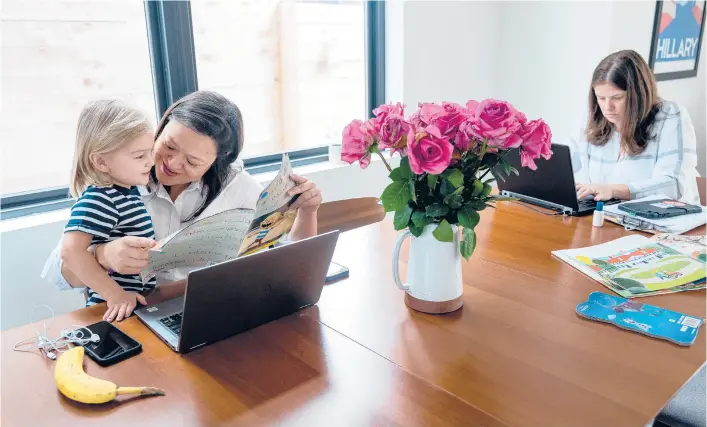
[139,154,298,283]
[552,234,706,298]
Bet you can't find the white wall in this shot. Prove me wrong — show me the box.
[497,1,615,143]
[389,0,706,175]
[0,159,394,330]
[401,1,502,107]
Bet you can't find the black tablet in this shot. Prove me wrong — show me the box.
[617,199,702,219]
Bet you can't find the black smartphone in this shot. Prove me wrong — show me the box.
[325,261,349,283]
[82,321,142,367]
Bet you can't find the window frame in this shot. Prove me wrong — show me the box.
[0,0,385,220]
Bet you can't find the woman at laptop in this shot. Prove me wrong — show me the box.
[569,50,700,204]
[42,91,323,319]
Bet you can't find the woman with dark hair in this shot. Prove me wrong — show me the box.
[43,91,322,320]
[570,50,699,203]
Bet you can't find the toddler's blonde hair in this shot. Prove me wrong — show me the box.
[70,100,153,198]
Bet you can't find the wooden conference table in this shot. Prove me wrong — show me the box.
[2,203,705,427]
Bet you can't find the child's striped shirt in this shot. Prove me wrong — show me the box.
[64,185,156,306]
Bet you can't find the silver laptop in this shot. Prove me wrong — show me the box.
[135,231,339,353]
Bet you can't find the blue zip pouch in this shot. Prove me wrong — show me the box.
[576,292,704,346]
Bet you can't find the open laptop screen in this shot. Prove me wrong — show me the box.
[496,144,579,211]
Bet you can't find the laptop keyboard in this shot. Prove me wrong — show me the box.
[159,312,183,336]
[577,198,621,210]
[577,199,597,208]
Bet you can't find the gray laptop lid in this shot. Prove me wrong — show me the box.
[177,230,339,353]
[496,144,579,212]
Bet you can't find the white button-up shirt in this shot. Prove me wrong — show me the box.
[565,101,700,204]
[42,160,264,290]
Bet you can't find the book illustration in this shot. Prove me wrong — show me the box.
[576,292,704,346]
[238,206,297,256]
[552,235,706,298]
[651,233,707,263]
[140,154,297,282]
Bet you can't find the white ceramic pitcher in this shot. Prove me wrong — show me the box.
[392,223,464,314]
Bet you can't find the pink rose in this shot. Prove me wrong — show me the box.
[409,110,424,128]
[407,125,454,175]
[376,114,411,151]
[411,103,443,127]
[373,102,405,122]
[517,119,553,170]
[465,99,524,149]
[434,102,468,136]
[465,100,480,112]
[454,120,479,152]
[341,119,374,168]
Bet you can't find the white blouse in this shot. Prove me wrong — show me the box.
[566,101,700,204]
[42,160,264,290]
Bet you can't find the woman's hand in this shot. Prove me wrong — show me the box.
[95,236,157,275]
[288,174,322,215]
[576,183,630,201]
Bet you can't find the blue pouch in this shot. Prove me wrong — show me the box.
[576,292,704,346]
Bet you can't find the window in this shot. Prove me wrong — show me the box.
[0,0,383,219]
[191,0,366,158]
[0,0,155,196]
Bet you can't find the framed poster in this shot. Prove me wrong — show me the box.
[648,0,706,81]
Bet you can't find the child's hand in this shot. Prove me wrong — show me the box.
[103,290,147,322]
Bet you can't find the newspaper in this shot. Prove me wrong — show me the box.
[140,154,298,282]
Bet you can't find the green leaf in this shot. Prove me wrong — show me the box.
[460,228,477,260]
[393,204,413,230]
[409,223,424,237]
[425,203,449,217]
[409,179,417,202]
[458,204,481,229]
[427,174,439,190]
[389,168,405,182]
[482,183,493,197]
[468,200,487,211]
[440,180,456,196]
[471,179,484,196]
[388,157,412,181]
[432,219,454,242]
[399,156,412,177]
[411,210,432,228]
[444,193,464,209]
[380,180,412,212]
[502,159,512,176]
[445,169,464,188]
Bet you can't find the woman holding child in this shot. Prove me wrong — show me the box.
[43,91,323,322]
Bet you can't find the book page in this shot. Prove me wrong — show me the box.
[253,154,297,219]
[552,235,706,298]
[140,208,253,282]
[652,234,707,263]
[238,154,298,256]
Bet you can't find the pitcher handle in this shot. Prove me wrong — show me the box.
[392,230,411,291]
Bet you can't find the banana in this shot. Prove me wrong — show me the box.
[54,346,165,404]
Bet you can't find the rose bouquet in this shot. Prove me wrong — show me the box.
[341,99,552,260]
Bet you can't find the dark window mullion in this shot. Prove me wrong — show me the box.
[144,0,198,119]
[366,0,386,118]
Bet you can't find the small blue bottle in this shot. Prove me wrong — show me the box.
[593,201,604,227]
